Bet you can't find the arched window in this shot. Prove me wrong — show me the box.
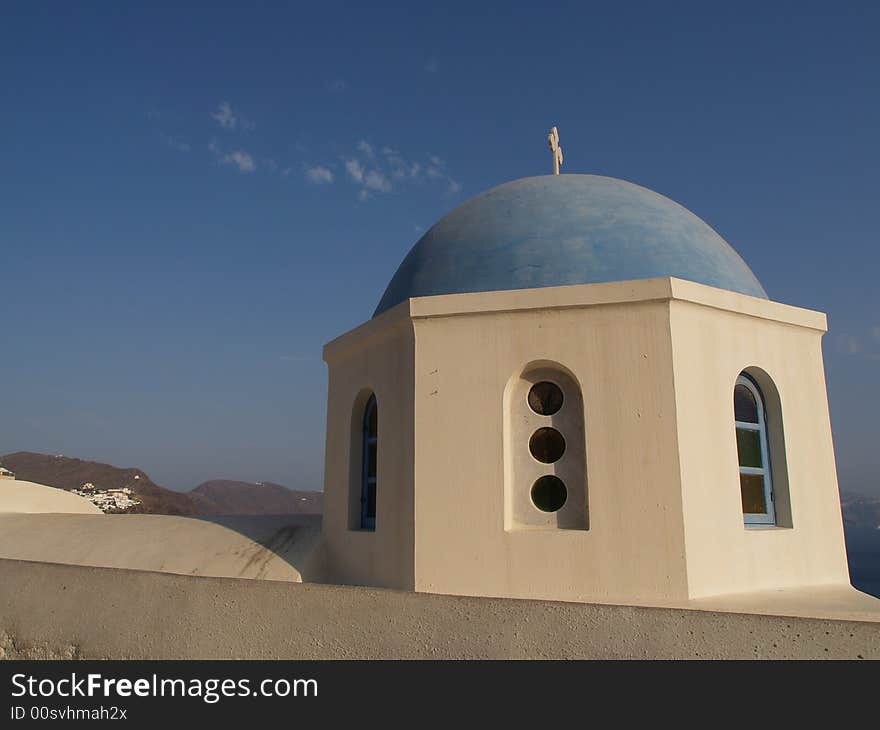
[734,374,775,525]
[360,394,377,530]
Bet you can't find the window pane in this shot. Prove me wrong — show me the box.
[529,427,566,463]
[365,482,376,519]
[530,475,568,512]
[736,428,763,468]
[740,473,767,514]
[367,441,377,479]
[367,400,377,436]
[528,381,564,416]
[734,384,759,423]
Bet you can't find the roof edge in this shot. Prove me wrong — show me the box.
[326,278,826,360]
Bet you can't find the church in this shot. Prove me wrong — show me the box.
[319,129,853,606]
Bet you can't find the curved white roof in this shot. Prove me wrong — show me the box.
[0,479,102,514]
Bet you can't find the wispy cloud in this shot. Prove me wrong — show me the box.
[844,325,880,362]
[364,169,390,192]
[305,165,334,184]
[425,154,461,195]
[382,146,421,180]
[161,133,191,153]
[345,156,390,199]
[164,106,462,197]
[209,140,256,173]
[839,328,880,359]
[345,158,365,184]
[211,101,255,131]
[426,155,445,178]
[337,143,461,201]
[840,335,863,354]
[225,151,256,172]
[148,110,192,154]
[356,170,392,201]
[212,101,236,128]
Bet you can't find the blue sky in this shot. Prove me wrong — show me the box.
[2,2,879,494]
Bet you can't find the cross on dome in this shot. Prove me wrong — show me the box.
[547,126,563,175]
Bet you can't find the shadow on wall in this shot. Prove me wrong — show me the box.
[185,513,325,581]
[504,361,588,531]
[0,512,324,583]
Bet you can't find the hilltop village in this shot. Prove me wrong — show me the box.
[71,482,142,513]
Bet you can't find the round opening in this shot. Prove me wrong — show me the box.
[527,381,563,416]
[531,475,567,513]
[529,427,566,463]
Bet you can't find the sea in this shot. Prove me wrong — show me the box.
[845,525,880,599]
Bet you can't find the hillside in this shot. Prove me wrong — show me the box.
[191,479,322,515]
[0,452,322,516]
[0,452,197,515]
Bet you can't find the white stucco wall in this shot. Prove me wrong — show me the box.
[322,309,416,589]
[1,558,878,660]
[668,281,850,597]
[411,293,688,603]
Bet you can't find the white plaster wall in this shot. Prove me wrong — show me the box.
[322,310,416,589]
[2,558,878,660]
[410,296,690,603]
[669,294,850,598]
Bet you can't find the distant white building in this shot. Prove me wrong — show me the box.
[0,467,14,480]
[71,483,141,512]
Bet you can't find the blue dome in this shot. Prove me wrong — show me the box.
[374,174,766,316]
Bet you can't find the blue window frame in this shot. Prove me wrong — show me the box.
[734,374,776,526]
[361,394,377,530]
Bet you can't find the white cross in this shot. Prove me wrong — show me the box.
[548,126,563,175]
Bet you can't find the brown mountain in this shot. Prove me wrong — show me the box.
[0,451,322,516]
[0,451,198,515]
[190,480,322,515]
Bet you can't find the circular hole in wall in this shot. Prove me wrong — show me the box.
[528,381,563,416]
[531,475,567,512]
[529,427,566,463]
